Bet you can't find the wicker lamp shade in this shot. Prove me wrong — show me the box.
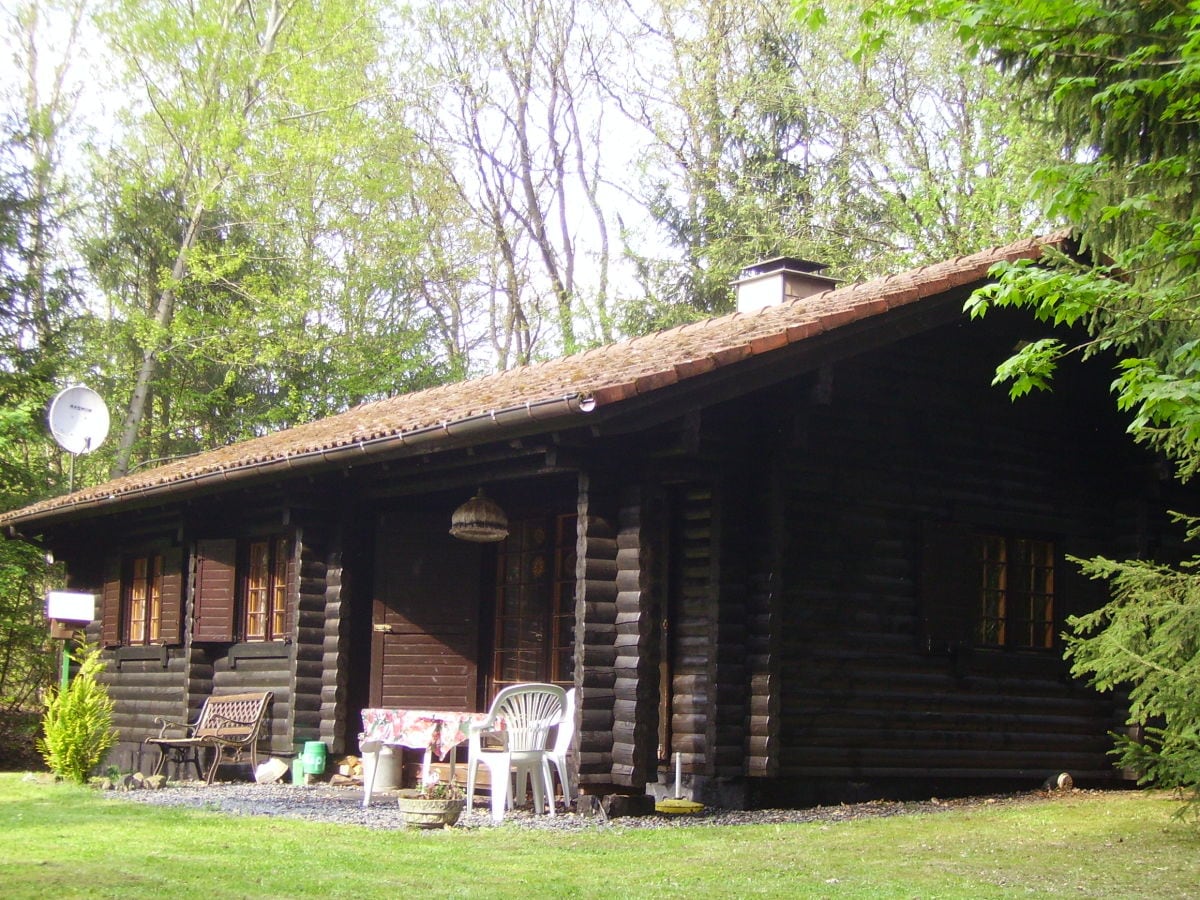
[449,489,509,542]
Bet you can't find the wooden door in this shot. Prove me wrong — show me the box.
[370,510,484,711]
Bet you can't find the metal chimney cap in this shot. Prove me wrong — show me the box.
[736,256,830,280]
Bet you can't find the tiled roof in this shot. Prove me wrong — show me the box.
[0,231,1068,529]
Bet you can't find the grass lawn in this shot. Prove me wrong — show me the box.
[1,774,1197,898]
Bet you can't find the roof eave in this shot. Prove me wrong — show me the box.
[2,392,595,534]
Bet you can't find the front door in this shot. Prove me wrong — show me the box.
[370,509,484,711]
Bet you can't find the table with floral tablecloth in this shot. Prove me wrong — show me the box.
[359,708,491,807]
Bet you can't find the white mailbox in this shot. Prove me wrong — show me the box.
[46,590,95,623]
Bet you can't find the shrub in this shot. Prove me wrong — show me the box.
[1065,549,1200,822]
[37,641,117,783]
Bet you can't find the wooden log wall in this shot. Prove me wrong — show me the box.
[317,539,349,756]
[293,521,335,753]
[668,483,714,775]
[209,649,290,754]
[574,473,618,788]
[68,507,191,775]
[743,456,781,779]
[659,426,782,786]
[773,320,1150,789]
[201,502,307,757]
[709,473,750,779]
[91,631,190,775]
[86,496,343,771]
[610,485,660,787]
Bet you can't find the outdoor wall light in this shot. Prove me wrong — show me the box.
[449,488,509,542]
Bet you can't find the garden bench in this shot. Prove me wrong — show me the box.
[143,691,273,784]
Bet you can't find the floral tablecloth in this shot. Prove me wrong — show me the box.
[360,708,491,760]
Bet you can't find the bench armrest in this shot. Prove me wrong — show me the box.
[148,716,194,740]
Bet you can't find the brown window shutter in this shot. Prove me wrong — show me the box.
[284,538,298,638]
[194,539,237,642]
[101,556,122,648]
[918,521,978,653]
[159,546,185,645]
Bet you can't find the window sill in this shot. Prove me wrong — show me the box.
[974,645,1057,654]
[229,640,292,669]
[114,644,169,670]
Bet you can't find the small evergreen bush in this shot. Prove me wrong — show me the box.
[1065,546,1200,822]
[37,641,117,783]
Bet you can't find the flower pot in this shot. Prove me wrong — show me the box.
[397,794,465,828]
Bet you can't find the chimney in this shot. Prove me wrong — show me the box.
[733,257,838,314]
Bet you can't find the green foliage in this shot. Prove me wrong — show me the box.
[632,0,1051,332]
[0,63,82,765]
[0,538,55,768]
[1065,546,1200,820]
[37,642,117,784]
[86,0,462,475]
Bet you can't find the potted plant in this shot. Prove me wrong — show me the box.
[396,771,465,828]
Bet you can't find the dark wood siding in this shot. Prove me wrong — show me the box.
[919,522,978,653]
[611,485,659,787]
[292,523,328,751]
[744,457,781,778]
[667,483,713,775]
[773,317,1149,790]
[575,473,618,789]
[97,653,189,774]
[711,472,750,779]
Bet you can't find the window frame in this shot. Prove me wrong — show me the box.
[920,521,1059,655]
[124,553,164,646]
[193,534,293,645]
[239,535,292,644]
[975,533,1056,651]
[491,512,577,695]
[101,545,183,649]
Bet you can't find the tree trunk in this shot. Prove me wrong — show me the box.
[111,198,207,478]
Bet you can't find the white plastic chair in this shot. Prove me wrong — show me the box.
[512,687,575,812]
[465,683,566,823]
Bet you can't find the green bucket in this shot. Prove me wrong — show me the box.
[302,741,327,776]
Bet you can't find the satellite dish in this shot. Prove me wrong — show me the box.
[47,385,110,455]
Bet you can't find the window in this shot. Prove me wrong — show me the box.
[920,522,1057,653]
[492,513,576,692]
[126,554,163,645]
[101,547,183,648]
[551,514,578,683]
[977,535,1055,649]
[193,536,292,643]
[244,537,289,642]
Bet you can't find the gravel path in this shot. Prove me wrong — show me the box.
[103,780,1053,832]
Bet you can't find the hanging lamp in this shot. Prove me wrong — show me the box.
[449,488,509,542]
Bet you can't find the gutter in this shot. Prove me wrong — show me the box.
[3,392,597,531]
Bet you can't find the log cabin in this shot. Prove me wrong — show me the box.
[1,232,1183,806]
